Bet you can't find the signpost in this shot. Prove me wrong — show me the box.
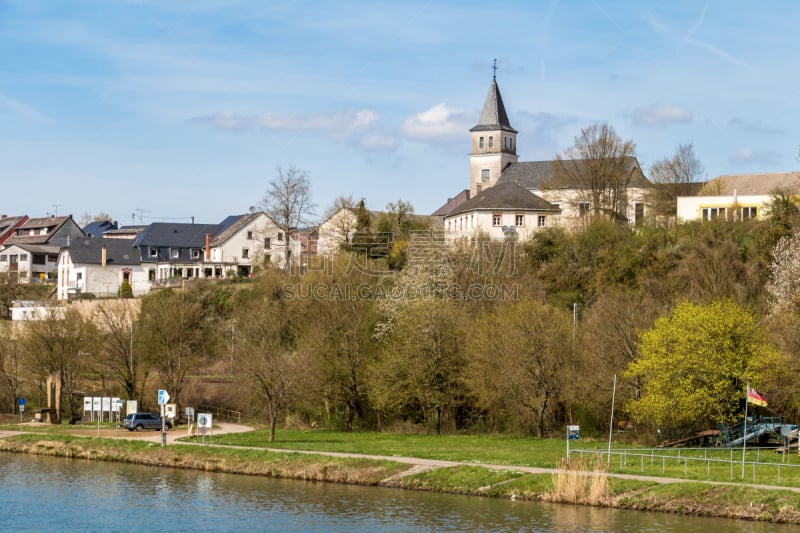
[18,397,25,428]
[157,390,170,447]
[566,425,580,464]
[198,413,213,444]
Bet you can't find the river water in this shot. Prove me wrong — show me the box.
[0,452,792,532]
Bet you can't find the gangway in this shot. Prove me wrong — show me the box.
[718,416,797,448]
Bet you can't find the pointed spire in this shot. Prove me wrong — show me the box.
[471,62,516,133]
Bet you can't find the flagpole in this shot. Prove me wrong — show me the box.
[741,382,749,479]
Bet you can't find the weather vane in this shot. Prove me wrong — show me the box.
[492,58,497,79]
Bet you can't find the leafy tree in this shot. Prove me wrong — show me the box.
[0,273,23,320]
[234,277,302,441]
[548,122,637,221]
[22,308,99,422]
[648,143,704,219]
[259,166,317,268]
[369,299,467,433]
[625,300,785,431]
[136,289,205,408]
[468,299,573,436]
[0,322,23,413]
[93,300,149,404]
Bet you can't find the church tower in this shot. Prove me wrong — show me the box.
[469,66,518,197]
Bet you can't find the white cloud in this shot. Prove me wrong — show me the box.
[631,104,692,127]
[255,109,379,138]
[400,103,470,142]
[0,92,49,123]
[730,147,780,165]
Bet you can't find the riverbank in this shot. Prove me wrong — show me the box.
[1,432,799,524]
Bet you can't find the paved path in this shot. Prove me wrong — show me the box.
[4,424,800,494]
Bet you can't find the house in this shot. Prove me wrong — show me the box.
[317,207,358,256]
[676,172,800,222]
[437,74,653,239]
[207,212,288,275]
[445,181,561,241]
[82,219,119,238]
[57,237,148,300]
[133,221,224,283]
[0,215,85,281]
[0,215,28,246]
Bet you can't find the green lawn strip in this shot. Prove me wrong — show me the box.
[386,465,524,494]
[614,482,800,523]
[203,429,580,467]
[0,434,408,485]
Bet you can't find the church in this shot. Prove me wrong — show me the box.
[434,74,653,241]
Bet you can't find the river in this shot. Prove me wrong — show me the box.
[0,452,792,532]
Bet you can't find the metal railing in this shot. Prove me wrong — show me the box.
[197,405,242,423]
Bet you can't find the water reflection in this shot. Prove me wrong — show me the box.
[0,453,792,532]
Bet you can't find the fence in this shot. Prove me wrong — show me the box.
[571,447,800,485]
[197,405,242,424]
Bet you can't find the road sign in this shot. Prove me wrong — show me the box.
[18,397,25,406]
[198,413,213,428]
[157,389,170,406]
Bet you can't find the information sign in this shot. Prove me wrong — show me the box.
[157,389,170,406]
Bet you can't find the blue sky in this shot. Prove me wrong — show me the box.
[1,0,798,225]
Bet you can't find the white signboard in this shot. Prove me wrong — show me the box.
[126,400,138,415]
[197,413,213,428]
[102,397,111,413]
[165,403,177,419]
[83,397,92,415]
[113,398,122,412]
[92,397,102,412]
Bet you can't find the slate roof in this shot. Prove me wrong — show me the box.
[447,181,560,217]
[496,157,651,189]
[6,215,76,245]
[134,222,223,248]
[470,77,517,134]
[210,213,262,246]
[708,172,800,195]
[0,215,27,244]
[83,220,118,238]
[431,190,471,217]
[63,238,140,266]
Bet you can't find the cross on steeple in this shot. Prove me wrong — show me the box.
[492,58,497,79]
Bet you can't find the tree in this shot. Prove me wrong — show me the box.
[0,273,23,320]
[234,278,302,442]
[22,308,99,422]
[468,299,573,437]
[93,300,149,404]
[766,230,800,312]
[648,143,704,219]
[548,122,637,221]
[136,289,205,408]
[0,322,23,413]
[259,166,317,268]
[625,300,785,431]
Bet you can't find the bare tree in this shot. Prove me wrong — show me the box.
[548,122,638,221]
[648,143,704,218]
[259,166,317,268]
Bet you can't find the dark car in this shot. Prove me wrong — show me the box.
[123,412,171,432]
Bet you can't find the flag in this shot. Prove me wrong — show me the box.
[747,386,768,407]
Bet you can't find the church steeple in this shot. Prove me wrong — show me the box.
[469,61,518,197]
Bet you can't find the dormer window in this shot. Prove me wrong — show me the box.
[150,248,158,258]
[171,249,179,259]
[192,249,201,260]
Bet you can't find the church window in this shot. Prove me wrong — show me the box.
[538,216,547,227]
[515,214,524,227]
[488,136,494,148]
[481,169,490,182]
[479,137,484,149]
[492,213,502,226]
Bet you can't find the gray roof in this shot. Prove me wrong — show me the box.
[210,213,263,246]
[134,222,222,248]
[708,172,800,195]
[431,190,471,217]
[448,181,559,217]
[470,77,517,134]
[497,157,651,189]
[63,238,140,266]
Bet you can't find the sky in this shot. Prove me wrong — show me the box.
[2,0,799,226]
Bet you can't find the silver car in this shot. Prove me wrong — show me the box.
[123,412,171,431]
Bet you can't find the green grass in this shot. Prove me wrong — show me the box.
[202,428,577,467]
[391,465,524,494]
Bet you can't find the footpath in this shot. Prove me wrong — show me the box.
[4,422,800,495]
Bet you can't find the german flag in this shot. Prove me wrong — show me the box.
[747,386,768,407]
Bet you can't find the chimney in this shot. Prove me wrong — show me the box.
[205,234,212,261]
[101,245,107,268]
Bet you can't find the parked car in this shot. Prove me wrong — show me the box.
[123,412,171,432]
